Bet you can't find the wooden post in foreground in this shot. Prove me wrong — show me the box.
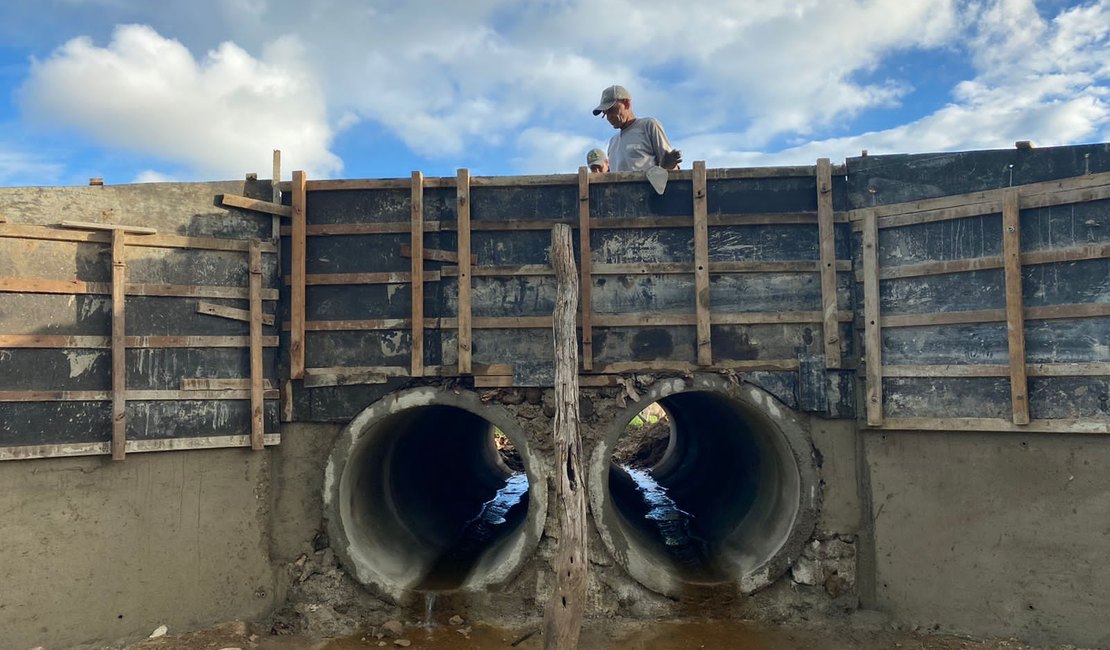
[543,224,587,650]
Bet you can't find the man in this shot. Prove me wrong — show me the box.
[592,85,682,172]
[586,148,609,173]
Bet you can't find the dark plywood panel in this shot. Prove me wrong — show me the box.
[879,213,1003,267]
[471,184,577,222]
[472,230,554,265]
[0,399,278,447]
[0,294,277,337]
[0,348,276,391]
[472,328,553,367]
[845,143,1110,209]
[1021,199,1110,250]
[293,380,408,423]
[882,376,1110,421]
[1023,258,1109,307]
[589,272,851,315]
[706,176,820,214]
[881,269,1005,315]
[882,318,1110,365]
[304,283,416,321]
[590,179,695,218]
[305,330,412,368]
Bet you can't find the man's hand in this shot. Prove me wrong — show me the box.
[662,149,683,170]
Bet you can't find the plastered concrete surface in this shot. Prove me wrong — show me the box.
[0,449,277,650]
[864,430,1110,647]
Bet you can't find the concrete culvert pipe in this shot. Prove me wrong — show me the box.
[589,375,817,596]
[324,388,547,600]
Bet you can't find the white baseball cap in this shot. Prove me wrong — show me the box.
[592,85,631,115]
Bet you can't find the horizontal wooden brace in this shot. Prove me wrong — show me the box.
[880,302,1110,328]
[0,335,279,349]
[400,244,477,264]
[881,362,1110,378]
[180,378,276,390]
[0,276,279,301]
[60,220,157,234]
[196,301,275,325]
[283,271,442,286]
[858,242,1110,281]
[849,170,1110,222]
[0,389,279,402]
[219,193,293,217]
[0,224,277,253]
[0,434,281,462]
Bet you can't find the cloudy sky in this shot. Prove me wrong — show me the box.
[0,0,1106,186]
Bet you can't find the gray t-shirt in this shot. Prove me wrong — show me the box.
[606,117,676,172]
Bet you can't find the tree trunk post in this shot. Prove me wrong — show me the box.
[543,223,588,649]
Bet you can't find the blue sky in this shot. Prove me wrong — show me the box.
[0,0,1106,187]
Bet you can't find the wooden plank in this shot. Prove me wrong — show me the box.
[816,158,840,369]
[578,167,593,371]
[249,239,264,450]
[284,271,441,286]
[0,277,277,301]
[0,389,278,402]
[303,363,512,379]
[400,244,477,264]
[693,161,712,366]
[111,230,127,460]
[457,168,472,375]
[862,212,883,426]
[290,170,307,379]
[272,150,282,240]
[872,418,1109,434]
[590,359,799,374]
[439,260,851,277]
[870,243,1110,281]
[0,434,282,462]
[303,369,391,388]
[0,335,278,348]
[181,378,275,390]
[882,302,1110,328]
[544,222,587,649]
[196,301,275,326]
[280,380,294,423]
[883,363,1110,378]
[0,224,276,253]
[61,220,157,235]
[1002,189,1030,425]
[279,221,445,236]
[219,193,292,218]
[411,171,425,378]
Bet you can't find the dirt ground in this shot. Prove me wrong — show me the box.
[116,618,1088,650]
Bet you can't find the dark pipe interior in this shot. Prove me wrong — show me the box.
[608,391,795,584]
[348,405,529,591]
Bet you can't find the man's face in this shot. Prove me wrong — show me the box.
[603,99,630,128]
[589,162,608,173]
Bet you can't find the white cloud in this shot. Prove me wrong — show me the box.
[18,24,342,180]
[512,128,598,174]
[0,146,65,186]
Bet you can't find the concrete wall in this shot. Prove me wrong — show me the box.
[0,449,279,650]
[862,430,1110,647]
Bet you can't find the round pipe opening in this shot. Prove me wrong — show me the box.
[590,376,817,596]
[325,388,546,600]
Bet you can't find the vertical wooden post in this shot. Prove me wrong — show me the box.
[816,158,841,369]
[1002,189,1030,425]
[411,171,425,377]
[577,167,593,371]
[271,150,282,240]
[110,229,127,460]
[543,224,587,650]
[457,168,472,375]
[290,170,307,379]
[249,239,264,450]
[692,161,712,366]
[862,212,883,426]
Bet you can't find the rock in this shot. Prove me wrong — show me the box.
[149,625,168,638]
[394,640,411,647]
[217,647,243,650]
[381,619,404,638]
[500,390,525,405]
[524,387,543,404]
[579,396,594,419]
[448,614,464,626]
